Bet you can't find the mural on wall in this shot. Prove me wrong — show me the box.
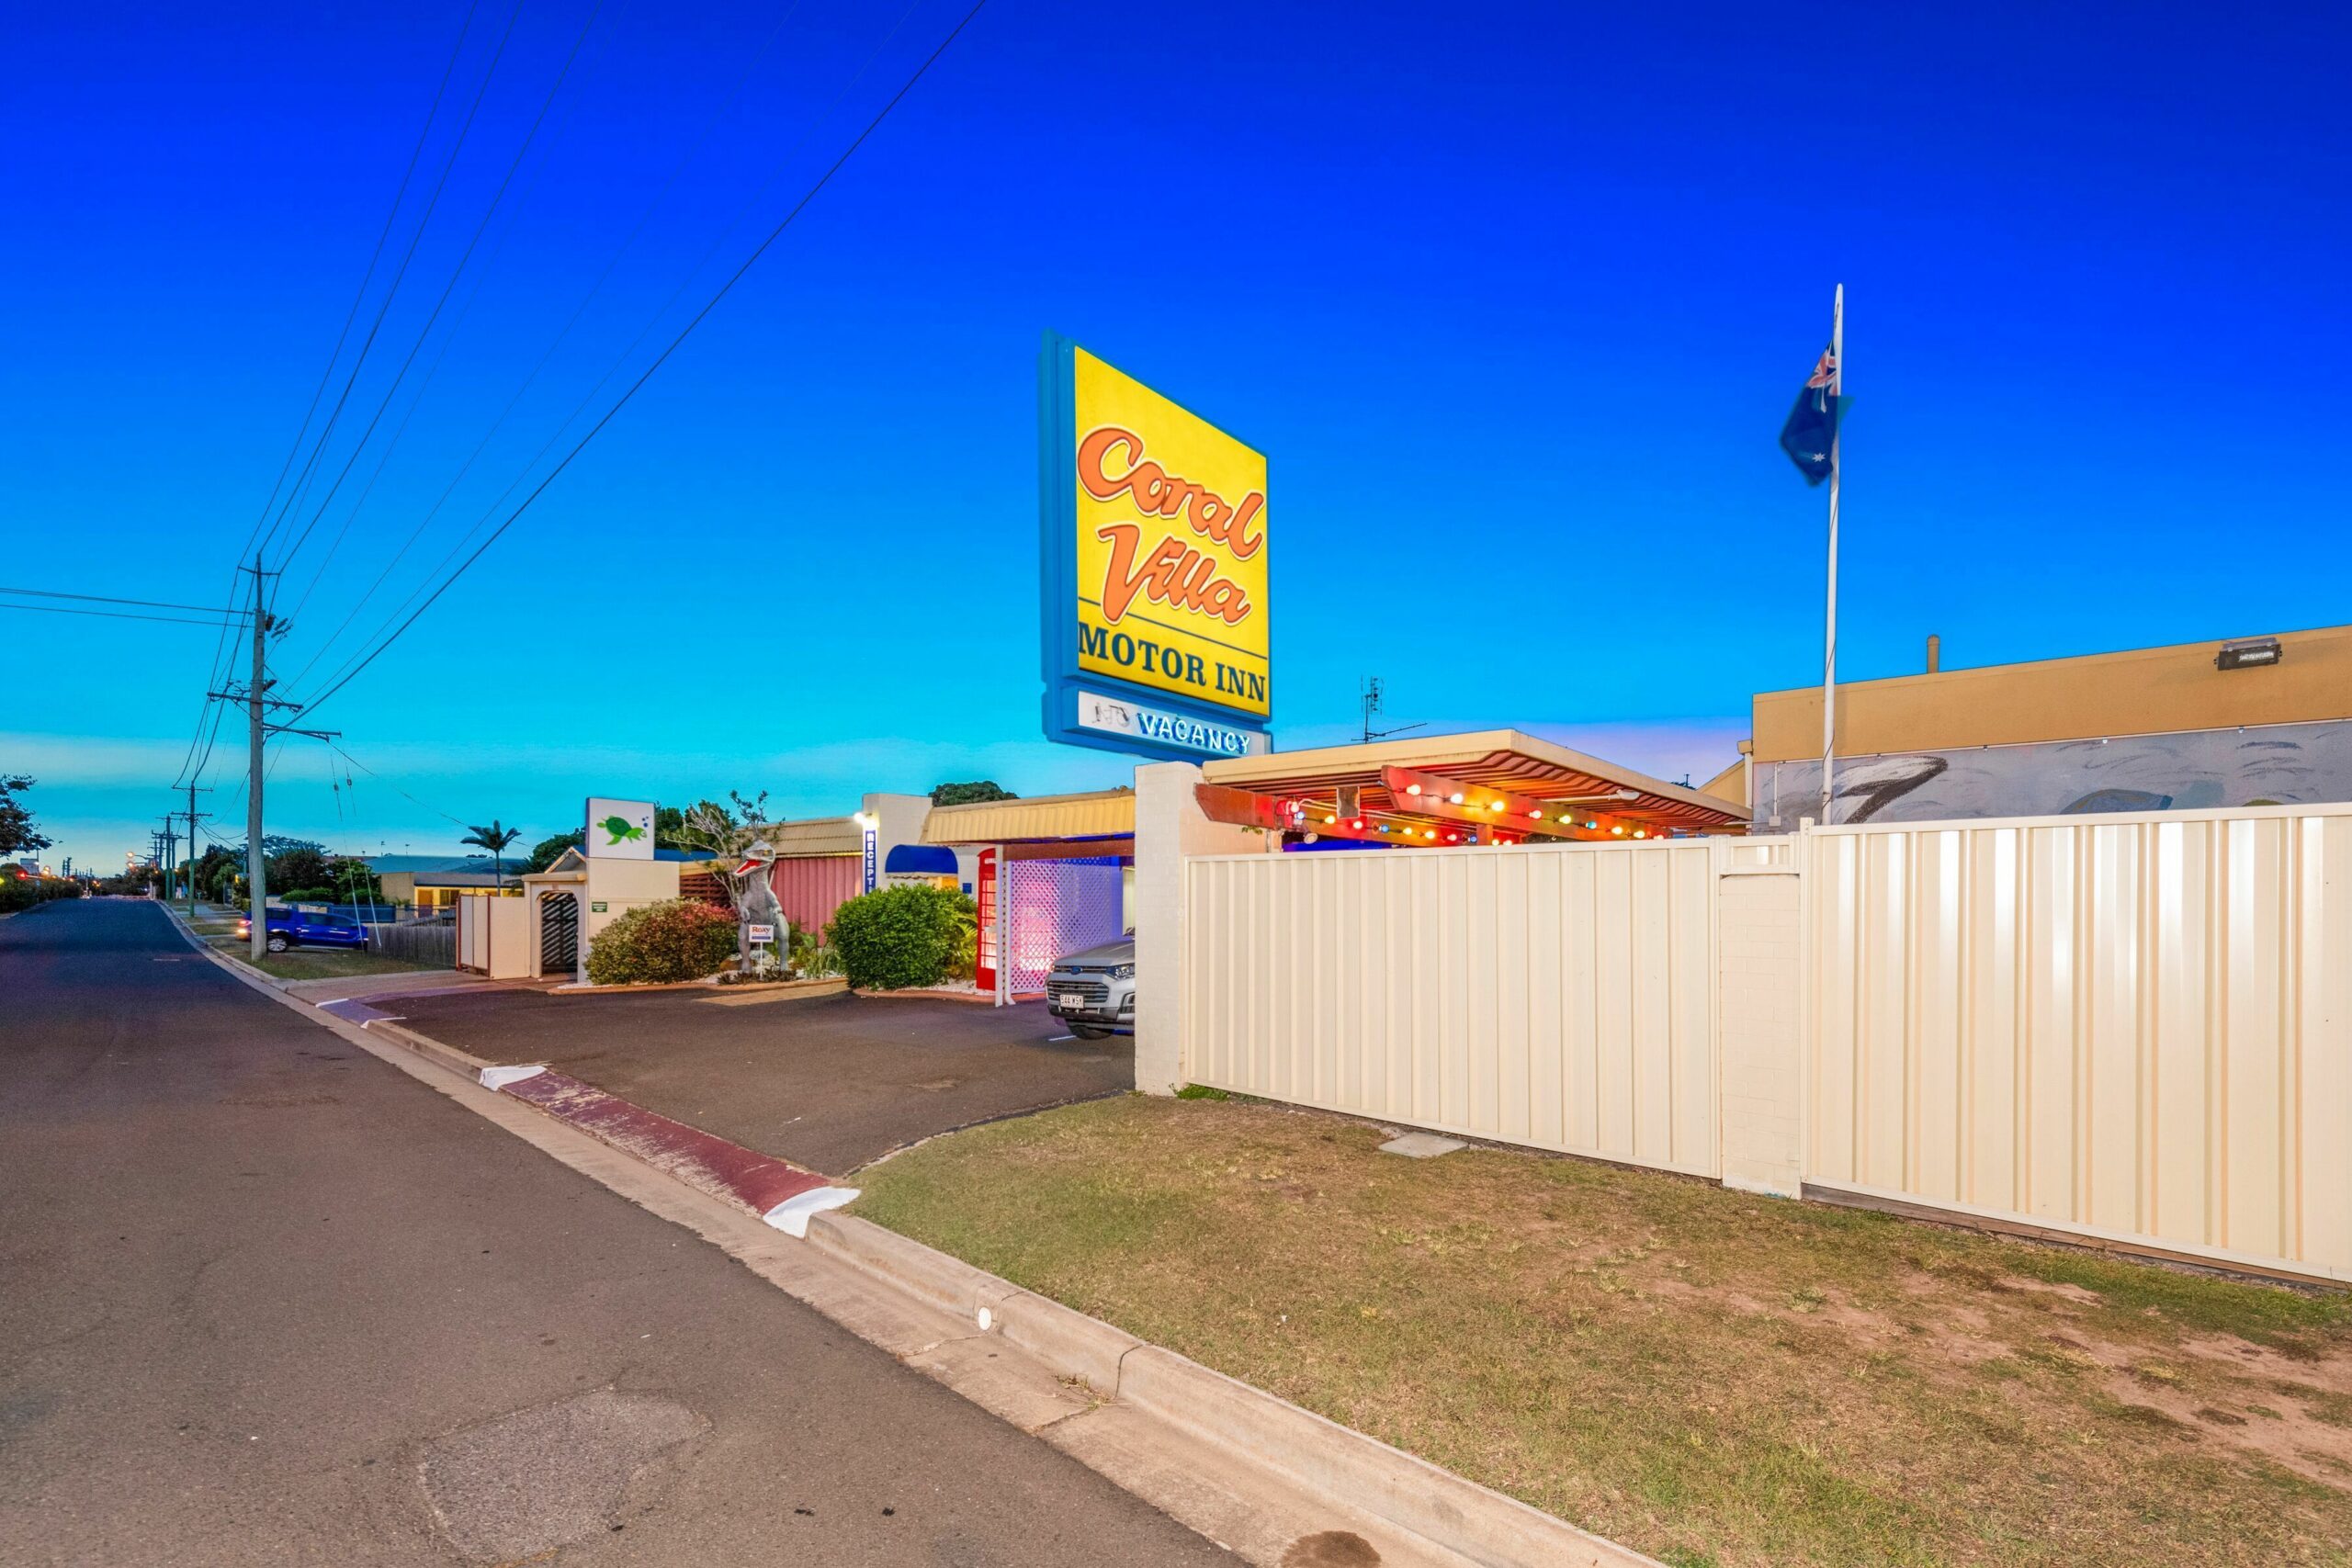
[1750,719,2352,831]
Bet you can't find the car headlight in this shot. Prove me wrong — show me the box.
[1110,963,1135,979]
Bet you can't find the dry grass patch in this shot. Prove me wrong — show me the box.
[852,1095,2352,1568]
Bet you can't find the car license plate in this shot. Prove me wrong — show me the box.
[1057,991,1085,1009]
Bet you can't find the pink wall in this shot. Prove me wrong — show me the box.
[769,856,863,935]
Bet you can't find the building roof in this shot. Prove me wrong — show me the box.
[750,817,865,857]
[1201,729,1747,832]
[368,852,507,874]
[922,789,1136,844]
[1750,622,2352,762]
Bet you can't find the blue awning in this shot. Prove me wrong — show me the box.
[884,843,959,875]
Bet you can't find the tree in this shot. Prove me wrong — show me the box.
[460,820,523,887]
[0,775,53,856]
[669,790,772,912]
[269,845,330,894]
[518,830,583,875]
[325,854,383,905]
[931,781,1017,807]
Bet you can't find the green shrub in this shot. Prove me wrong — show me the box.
[786,925,845,978]
[585,898,739,985]
[826,886,977,990]
[0,876,82,913]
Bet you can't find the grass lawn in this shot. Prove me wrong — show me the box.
[853,1095,2352,1568]
[199,932,442,984]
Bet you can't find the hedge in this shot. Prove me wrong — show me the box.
[585,898,738,985]
[826,886,977,991]
[0,876,83,913]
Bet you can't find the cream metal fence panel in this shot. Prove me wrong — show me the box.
[1804,804,2352,1281]
[1183,840,1722,1177]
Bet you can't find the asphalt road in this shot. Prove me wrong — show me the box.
[0,899,1227,1567]
[390,987,1131,1175]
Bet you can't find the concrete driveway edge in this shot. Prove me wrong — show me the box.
[799,1214,1663,1568]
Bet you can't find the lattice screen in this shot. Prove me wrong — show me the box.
[1002,857,1125,995]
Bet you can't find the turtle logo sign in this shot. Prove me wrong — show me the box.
[583,797,656,861]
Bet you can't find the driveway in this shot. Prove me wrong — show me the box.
[382,987,1129,1175]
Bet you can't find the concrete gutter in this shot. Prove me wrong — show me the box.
[161,901,1659,1568]
[804,1213,1657,1568]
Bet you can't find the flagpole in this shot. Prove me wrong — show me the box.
[1820,282,1844,825]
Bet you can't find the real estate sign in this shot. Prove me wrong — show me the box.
[584,797,656,861]
[1040,334,1272,761]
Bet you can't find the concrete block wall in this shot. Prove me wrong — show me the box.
[1715,866,1805,1198]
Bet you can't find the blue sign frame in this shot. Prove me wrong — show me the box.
[1037,332,1275,762]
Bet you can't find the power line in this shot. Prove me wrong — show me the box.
[278,0,632,632]
[0,585,247,615]
[256,0,526,569]
[273,0,609,576]
[279,0,812,689]
[0,603,248,627]
[296,0,990,717]
[177,0,489,790]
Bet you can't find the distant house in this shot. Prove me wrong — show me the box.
[367,853,516,913]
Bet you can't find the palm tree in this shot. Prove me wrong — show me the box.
[460,820,524,890]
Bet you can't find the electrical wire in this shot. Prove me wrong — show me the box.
[177,0,489,792]
[0,586,248,615]
[279,0,808,689]
[256,0,527,569]
[0,603,248,627]
[296,0,990,717]
[324,739,473,829]
[278,0,632,630]
[273,0,609,576]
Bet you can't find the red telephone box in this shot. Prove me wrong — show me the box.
[974,847,999,995]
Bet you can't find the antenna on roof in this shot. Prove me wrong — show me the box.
[1360,675,1427,745]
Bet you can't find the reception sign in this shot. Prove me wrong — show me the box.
[1041,334,1272,760]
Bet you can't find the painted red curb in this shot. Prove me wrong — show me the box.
[497,1069,831,1218]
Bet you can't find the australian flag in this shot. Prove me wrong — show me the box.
[1778,347,1847,485]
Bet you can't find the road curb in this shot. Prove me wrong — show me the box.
[801,1213,1657,1568]
[165,904,1657,1568]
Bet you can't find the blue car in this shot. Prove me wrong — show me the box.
[235,908,368,953]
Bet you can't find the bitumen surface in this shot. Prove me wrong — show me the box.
[0,899,1228,1566]
[386,985,1132,1175]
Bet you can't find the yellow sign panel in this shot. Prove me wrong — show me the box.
[1069,347,1270,716]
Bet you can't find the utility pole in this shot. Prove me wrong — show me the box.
[243,555,275,962]
[158,814,176,898]
[179,784,212,914]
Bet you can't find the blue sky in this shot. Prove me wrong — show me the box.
[6,1,2346,869]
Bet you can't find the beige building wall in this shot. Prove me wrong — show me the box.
[1752,623,2352,762]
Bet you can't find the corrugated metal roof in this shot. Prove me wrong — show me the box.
[1202,729,1747,830]
[756,817,864,856]
[922,789,1136,844]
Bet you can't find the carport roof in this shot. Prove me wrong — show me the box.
[1201,729,1747,832]
[922,788,1136,845]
